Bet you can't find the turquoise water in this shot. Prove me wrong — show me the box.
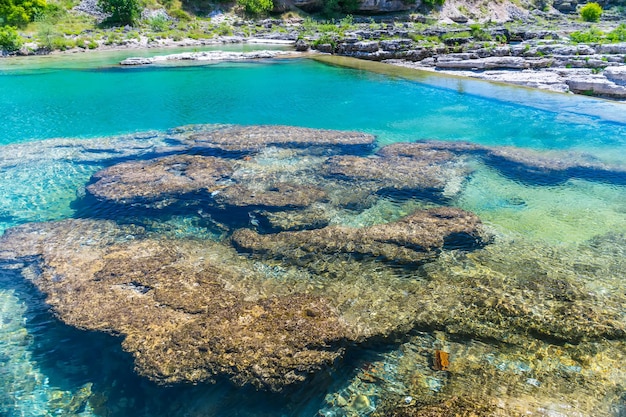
[0,55,625,416]
[1,58,625,155]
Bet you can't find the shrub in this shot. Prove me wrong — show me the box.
[237,0,273,15]
[147,14,169,31]
[469,23,492,41]
[0,25,22,51]
[580,2,602,22]
[569,27,604,43]
[606,23,626,42]
[98,0,141,26]
[321,0,359,16]
[169,8,190,21]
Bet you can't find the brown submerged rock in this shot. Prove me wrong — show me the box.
[379,141,626,184]
[86,155,234,208]
[232,207,489,265]
[212,182,328,209]
[417,239,626,343]
[185,125,376,154]
[0,219,352,390]
[322,153,466,198]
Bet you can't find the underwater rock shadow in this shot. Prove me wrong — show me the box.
[378,141,626,187]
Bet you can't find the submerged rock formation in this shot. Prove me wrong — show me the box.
[181,124,376,154]
[322,151,468,200]
[211,182,328,209]
[233,207,489,265]
[378,141,626,185]
[87,155,235,208]
[2,124,624,405]
[0,219,352,390]
[0,213,489,390]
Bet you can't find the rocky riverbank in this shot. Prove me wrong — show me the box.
[289,16,626,99]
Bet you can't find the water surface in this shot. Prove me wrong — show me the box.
[0,56,625,417]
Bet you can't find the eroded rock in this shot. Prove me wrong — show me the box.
[379,141,626,185]
[212,182,328,209]
[322,151,468,200]
[232,207,489,265]
[86,155,235,208]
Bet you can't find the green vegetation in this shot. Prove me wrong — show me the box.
[237,0,273,15]
[579,2,602,22]
[0,0,47,27]
[147,14,169,31]
[606,23,626,42]
[321,0,359,16]
[469,23,492,41]
[570,24,626,43]
[570,26,603,43]
[0,25,22,50]
[98,0,141,25]
[422,0,445,7]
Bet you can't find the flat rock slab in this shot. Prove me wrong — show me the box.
[120,50,297,65]
[212,182,328,209]
[322,151,468,200]
[183,125,376,153]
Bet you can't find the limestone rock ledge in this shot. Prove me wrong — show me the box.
[120,50,298,65]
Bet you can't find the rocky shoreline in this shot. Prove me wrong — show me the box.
[111,18,626,99]
[115,29,626,99]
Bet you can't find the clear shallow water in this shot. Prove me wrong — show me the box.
[0,57,625,417]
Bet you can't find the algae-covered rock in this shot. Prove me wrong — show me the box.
[212,182,328,209]
[233,207,489,265]
[257,204,332,231]
[417,238,626,343]
[0,219,352,391]
[0,214,492,390]
[86,155,235,208]
[184,125,376,154]
[379,141,626,185]
[322,152,468,200]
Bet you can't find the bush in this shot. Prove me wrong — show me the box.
[147,14,169,31]
[580,2,602,22]
[98,0,141,26]
[0,25,23,51]
[169,8,190,21]
[237,0,272,15]
[607,23,626,42]
[321,0,359,16]
[569,27,604,43]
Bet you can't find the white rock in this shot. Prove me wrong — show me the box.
[603,66,626,86]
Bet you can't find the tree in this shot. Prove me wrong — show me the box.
[237,0,273,15]
[0,0,47,28]
[98,0,141,26]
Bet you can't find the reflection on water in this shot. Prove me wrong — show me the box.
[0,124,624,416]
